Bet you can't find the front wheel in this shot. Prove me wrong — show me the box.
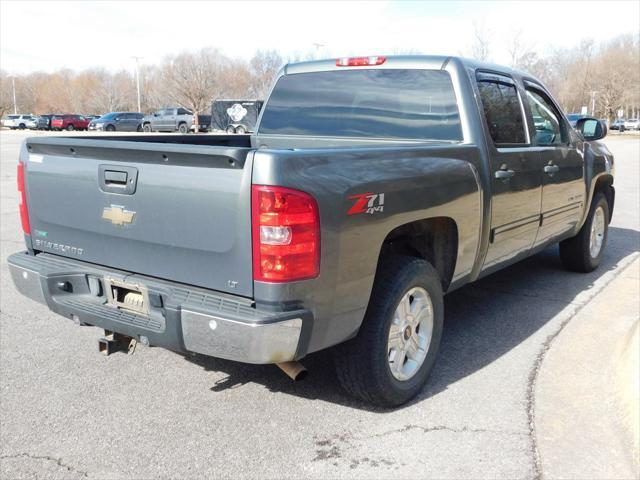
[105,124,115,132]
[178,123,188,134]
[334,256,444,407]
[559,192,609,272]
[142,123,152,132]
[66,124,74,131]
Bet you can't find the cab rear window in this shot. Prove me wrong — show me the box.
[259,69,462,141]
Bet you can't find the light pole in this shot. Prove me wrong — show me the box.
[10,76,17,114]
[312,43,325,58]
[132,56,142,112]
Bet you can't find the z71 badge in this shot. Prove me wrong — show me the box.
[348,192,385,215]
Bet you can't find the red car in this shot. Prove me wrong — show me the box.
[50,114,90,131]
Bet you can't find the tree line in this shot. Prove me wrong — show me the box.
[1,35,639,122]
[0,49,283,118]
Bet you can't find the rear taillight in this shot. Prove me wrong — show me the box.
[336,56,386,67]
[252,185,320,282]
[17,162,30,235]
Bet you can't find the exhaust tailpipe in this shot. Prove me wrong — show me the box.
[276,361,308,381]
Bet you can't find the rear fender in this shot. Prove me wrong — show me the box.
[252,146,483,352]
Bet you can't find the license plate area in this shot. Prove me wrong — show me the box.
[104,277,149,315]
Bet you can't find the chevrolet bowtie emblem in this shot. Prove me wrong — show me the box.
[102,205,136,226]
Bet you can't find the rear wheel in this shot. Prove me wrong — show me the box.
[226,125,236,134]
[66,124,74,131]
[334,256,444,407]
[235,125,247,134]
[559,192,609,272]
[142,123,152,133]
[178,122,188,134]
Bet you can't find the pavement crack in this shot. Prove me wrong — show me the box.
[364,423,527,439]
[0,452,88,477]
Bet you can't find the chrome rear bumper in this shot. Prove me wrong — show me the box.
[8,251,310,364]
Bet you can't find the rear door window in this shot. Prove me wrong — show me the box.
[476,74,528,146]
[259,69,462,141]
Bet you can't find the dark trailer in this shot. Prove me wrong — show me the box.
[211,99,264,134]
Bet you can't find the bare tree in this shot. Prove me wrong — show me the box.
[161,48,227,118]
[471,21,491,61]
[249,50,284,98]
[0,71,13,118]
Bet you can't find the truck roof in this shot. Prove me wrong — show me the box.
[282,55,535,83]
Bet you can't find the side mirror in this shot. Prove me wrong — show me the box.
[576,117,607,141]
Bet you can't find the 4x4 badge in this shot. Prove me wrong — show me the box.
[102,205,136,226]
[348,192,385,215]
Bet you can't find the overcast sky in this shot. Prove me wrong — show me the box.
[1,0,638,74]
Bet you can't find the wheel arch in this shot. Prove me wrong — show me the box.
[376,217,459,292]
[594,173,614,223]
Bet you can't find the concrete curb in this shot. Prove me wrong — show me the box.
[534,256,640,479]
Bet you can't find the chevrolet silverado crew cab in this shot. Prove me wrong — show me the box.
[141,107,193,133]
[9,56,614,406]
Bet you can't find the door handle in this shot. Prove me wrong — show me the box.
[104,170,128,185]
[544,164,560,175]
[495,169,515,179]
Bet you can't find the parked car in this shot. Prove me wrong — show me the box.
[8,55,614,407]
[35,114,56,130]
[51,114,90,131]
[623,118,639,130]
[141,108,193,133]
[211,99,264,133]
[89,112,145,132]
[610,119,625,131]
[192,114,212,133]
[566,113,587,127]
[1,114,36,129]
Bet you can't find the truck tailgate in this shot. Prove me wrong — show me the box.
[23,137,254,297]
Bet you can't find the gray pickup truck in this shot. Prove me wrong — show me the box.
[9,56,614,406]
[141,107,193,133]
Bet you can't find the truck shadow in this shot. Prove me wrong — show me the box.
[184,226,639,411]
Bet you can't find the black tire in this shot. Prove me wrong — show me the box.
[105,124,115,132]
[559,192,609,272]
[178,122,188,134]
[66,124,74,131]
[142,123,152,133]
[235,125,247,134]
[19,123,26,129]
[334,256,444,407]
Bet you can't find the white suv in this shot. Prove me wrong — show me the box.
[1,114,37,129]
[623,118,639,131]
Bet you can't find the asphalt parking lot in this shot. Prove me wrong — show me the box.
[1,130,638,479]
